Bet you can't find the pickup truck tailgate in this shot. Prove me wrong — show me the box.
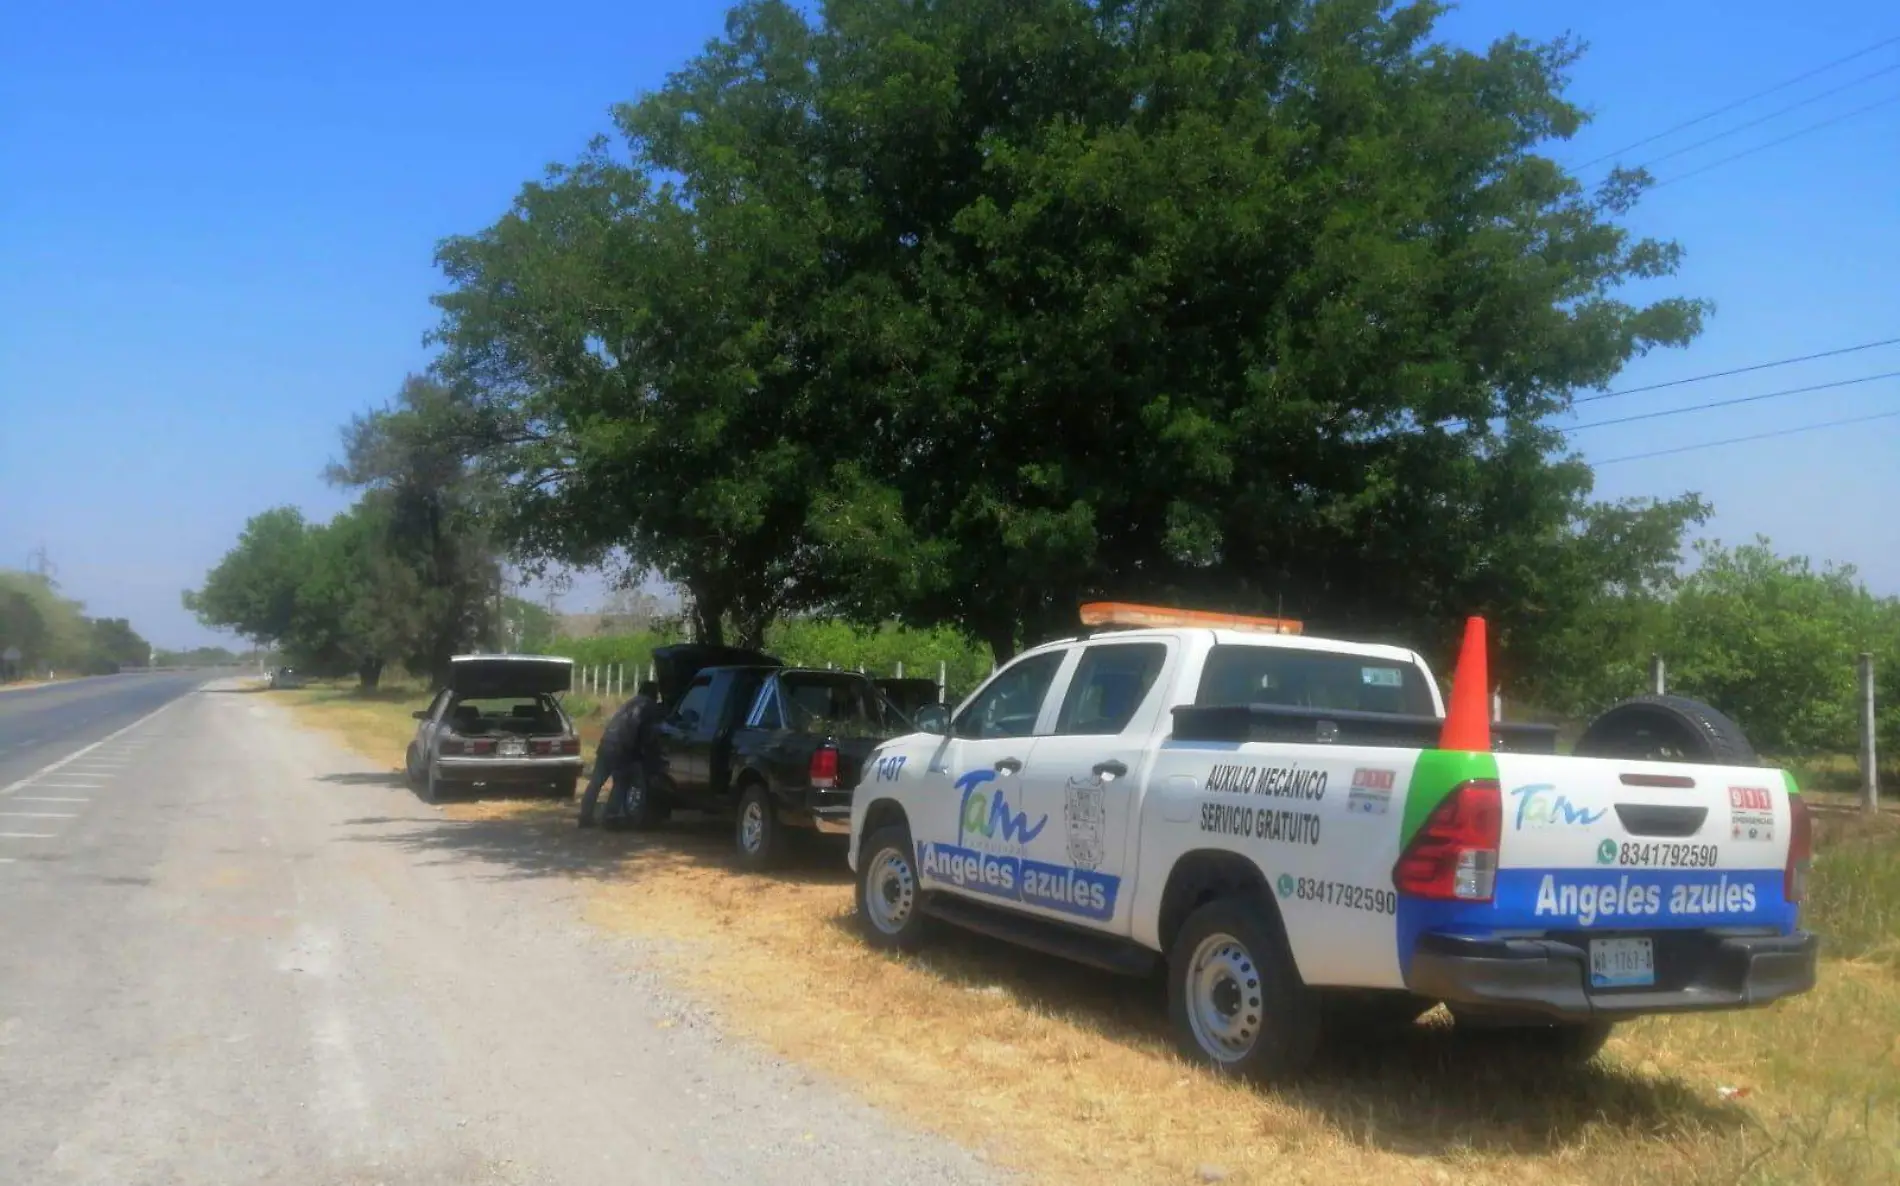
[1482,754,1801,933]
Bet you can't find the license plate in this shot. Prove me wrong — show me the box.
[1589,937,1655,988]
[499,739,527,757]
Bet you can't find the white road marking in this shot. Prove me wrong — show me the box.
[0,812,76,819]
[0,832,55,839]
[0,696,186,799]
[15,797,88,803]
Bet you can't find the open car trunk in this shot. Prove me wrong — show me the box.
[651,643,782,706]
[447,654,574,698]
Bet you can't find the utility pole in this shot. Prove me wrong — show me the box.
[27,543,55,586]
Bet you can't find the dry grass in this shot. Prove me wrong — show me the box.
[291,690,1900,1186]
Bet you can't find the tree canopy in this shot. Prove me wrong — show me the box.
[188,377,501,688]
[0,569,152,677]
[431,0,1710,665]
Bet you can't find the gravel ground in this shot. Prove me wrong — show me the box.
[0,679,1006,1185]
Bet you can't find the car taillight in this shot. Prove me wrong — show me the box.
[1393,779,1502,902]
[439,737,465,756]
[559,737,580,756]
[469,738,496,756]
[1785,793,1812,903]
[810,747,839,789]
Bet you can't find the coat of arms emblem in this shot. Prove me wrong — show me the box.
[1063,777,1107,870]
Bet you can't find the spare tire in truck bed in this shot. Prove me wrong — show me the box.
[1573,694,1759,766]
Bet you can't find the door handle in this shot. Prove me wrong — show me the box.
[993,758,1022,775]
[1093,759,1128,780]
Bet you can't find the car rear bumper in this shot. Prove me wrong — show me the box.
[1407,930,1819,1023]
[786,786,854,834]
[436,756,583,783]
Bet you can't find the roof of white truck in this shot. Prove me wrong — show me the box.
[1027,627,1428,667]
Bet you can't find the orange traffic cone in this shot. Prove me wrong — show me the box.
[1438,616,1493,752]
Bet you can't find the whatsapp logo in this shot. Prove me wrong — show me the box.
[1276,873,1295,898]
[1596,839,1618,865]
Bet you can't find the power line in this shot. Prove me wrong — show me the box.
[1566,370,1900,432]
[1593,407,1900,464]
[1576,32,1900,168]
[1630,60,1900,172]
[1577,336,1900,405]
[1651,90,1900,189]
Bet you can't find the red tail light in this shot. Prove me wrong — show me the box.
[1785,793,1812,903]
[1393,779,1502,901]
[469,738,497,756]
[558,737,580,756]
[810,747,839,789]
[439,737,465,756]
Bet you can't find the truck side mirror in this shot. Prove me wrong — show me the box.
[412,710,428,721]
[913,704,949,734]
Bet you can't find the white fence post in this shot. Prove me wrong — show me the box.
[896,660,904,678]
[1490,690,1502,723]
[938,660,947,704]
[1650,654,1666,696]
[1860,652,1879,815]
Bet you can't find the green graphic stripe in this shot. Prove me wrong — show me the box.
[1401,749,1500,846]
[1781,768,1802,797]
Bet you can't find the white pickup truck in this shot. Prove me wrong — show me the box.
[847,605,1818,1079]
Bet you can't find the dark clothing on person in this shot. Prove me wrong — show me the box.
[579,691,659,827]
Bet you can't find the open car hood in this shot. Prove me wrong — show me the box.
[447,654,574,698]
[651,643,781,706]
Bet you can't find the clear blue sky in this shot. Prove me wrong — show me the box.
[3,0,1896,648]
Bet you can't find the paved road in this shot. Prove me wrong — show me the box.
[0,674,210,791]
[0,681,997,1186]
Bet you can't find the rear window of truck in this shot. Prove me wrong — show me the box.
[1195,646,1434,717]
[767,674,891,737]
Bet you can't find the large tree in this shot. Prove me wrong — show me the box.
[326,375,501,684]
[431,1,843,647]
[435,0,1710,669]
[182,507,312,650]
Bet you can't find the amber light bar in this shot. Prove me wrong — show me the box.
[1079,602,1303,635]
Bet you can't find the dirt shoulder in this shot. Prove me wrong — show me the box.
[284,685,1900,1186]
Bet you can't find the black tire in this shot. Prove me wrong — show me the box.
[424,762,449,804]
[404,745,423,790]
[1167,896,1321,1081]
[1451,1011,1616,1065]
[619,773,670,831]
[551,775,578,800]
[1574,694,1758,765]
[855,825,931,951]
[734,783,782,869]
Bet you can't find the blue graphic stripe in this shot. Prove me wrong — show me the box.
[1395,867,1796,976]
[917,841,1120,923]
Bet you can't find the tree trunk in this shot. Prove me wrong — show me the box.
[690,596,726,647]
[357,659,384,691]
[980,614,1019,668]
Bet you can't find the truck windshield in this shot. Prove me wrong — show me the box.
[1195,646,1434,717]
[775,674,889,737]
